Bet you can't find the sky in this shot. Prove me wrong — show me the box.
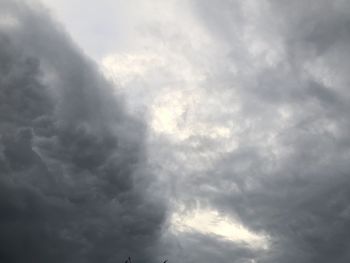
[1,0,350,262]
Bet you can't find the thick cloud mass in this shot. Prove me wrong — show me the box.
[3,0,350,262]
[171,0,350,262]
[100,0,350,262]
[0,1,165,263]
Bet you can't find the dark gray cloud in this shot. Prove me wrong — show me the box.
[162,0,350,262]
[95,0,350,261]
[0,1,165,262]
[3,0,350,262]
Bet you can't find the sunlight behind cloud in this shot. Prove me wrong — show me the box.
[0,13,20,30]
[171,208,269,250]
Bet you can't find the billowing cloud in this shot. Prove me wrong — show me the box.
[3,0,350,262]
[170,0,350,262]
[0,1,166,262]
[101,0,350,262]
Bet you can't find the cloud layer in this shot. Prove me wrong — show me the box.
[101,0,350,262]
[3,0,350,263]
[165,1,350,262]
[0,1,166,262]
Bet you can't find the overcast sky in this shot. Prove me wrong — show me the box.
[2,0,350,262]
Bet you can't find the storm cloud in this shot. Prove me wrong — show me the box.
[100,0,350,262]
[3,0,350,263]
[0,1,165,263]
[167,1,350,262]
